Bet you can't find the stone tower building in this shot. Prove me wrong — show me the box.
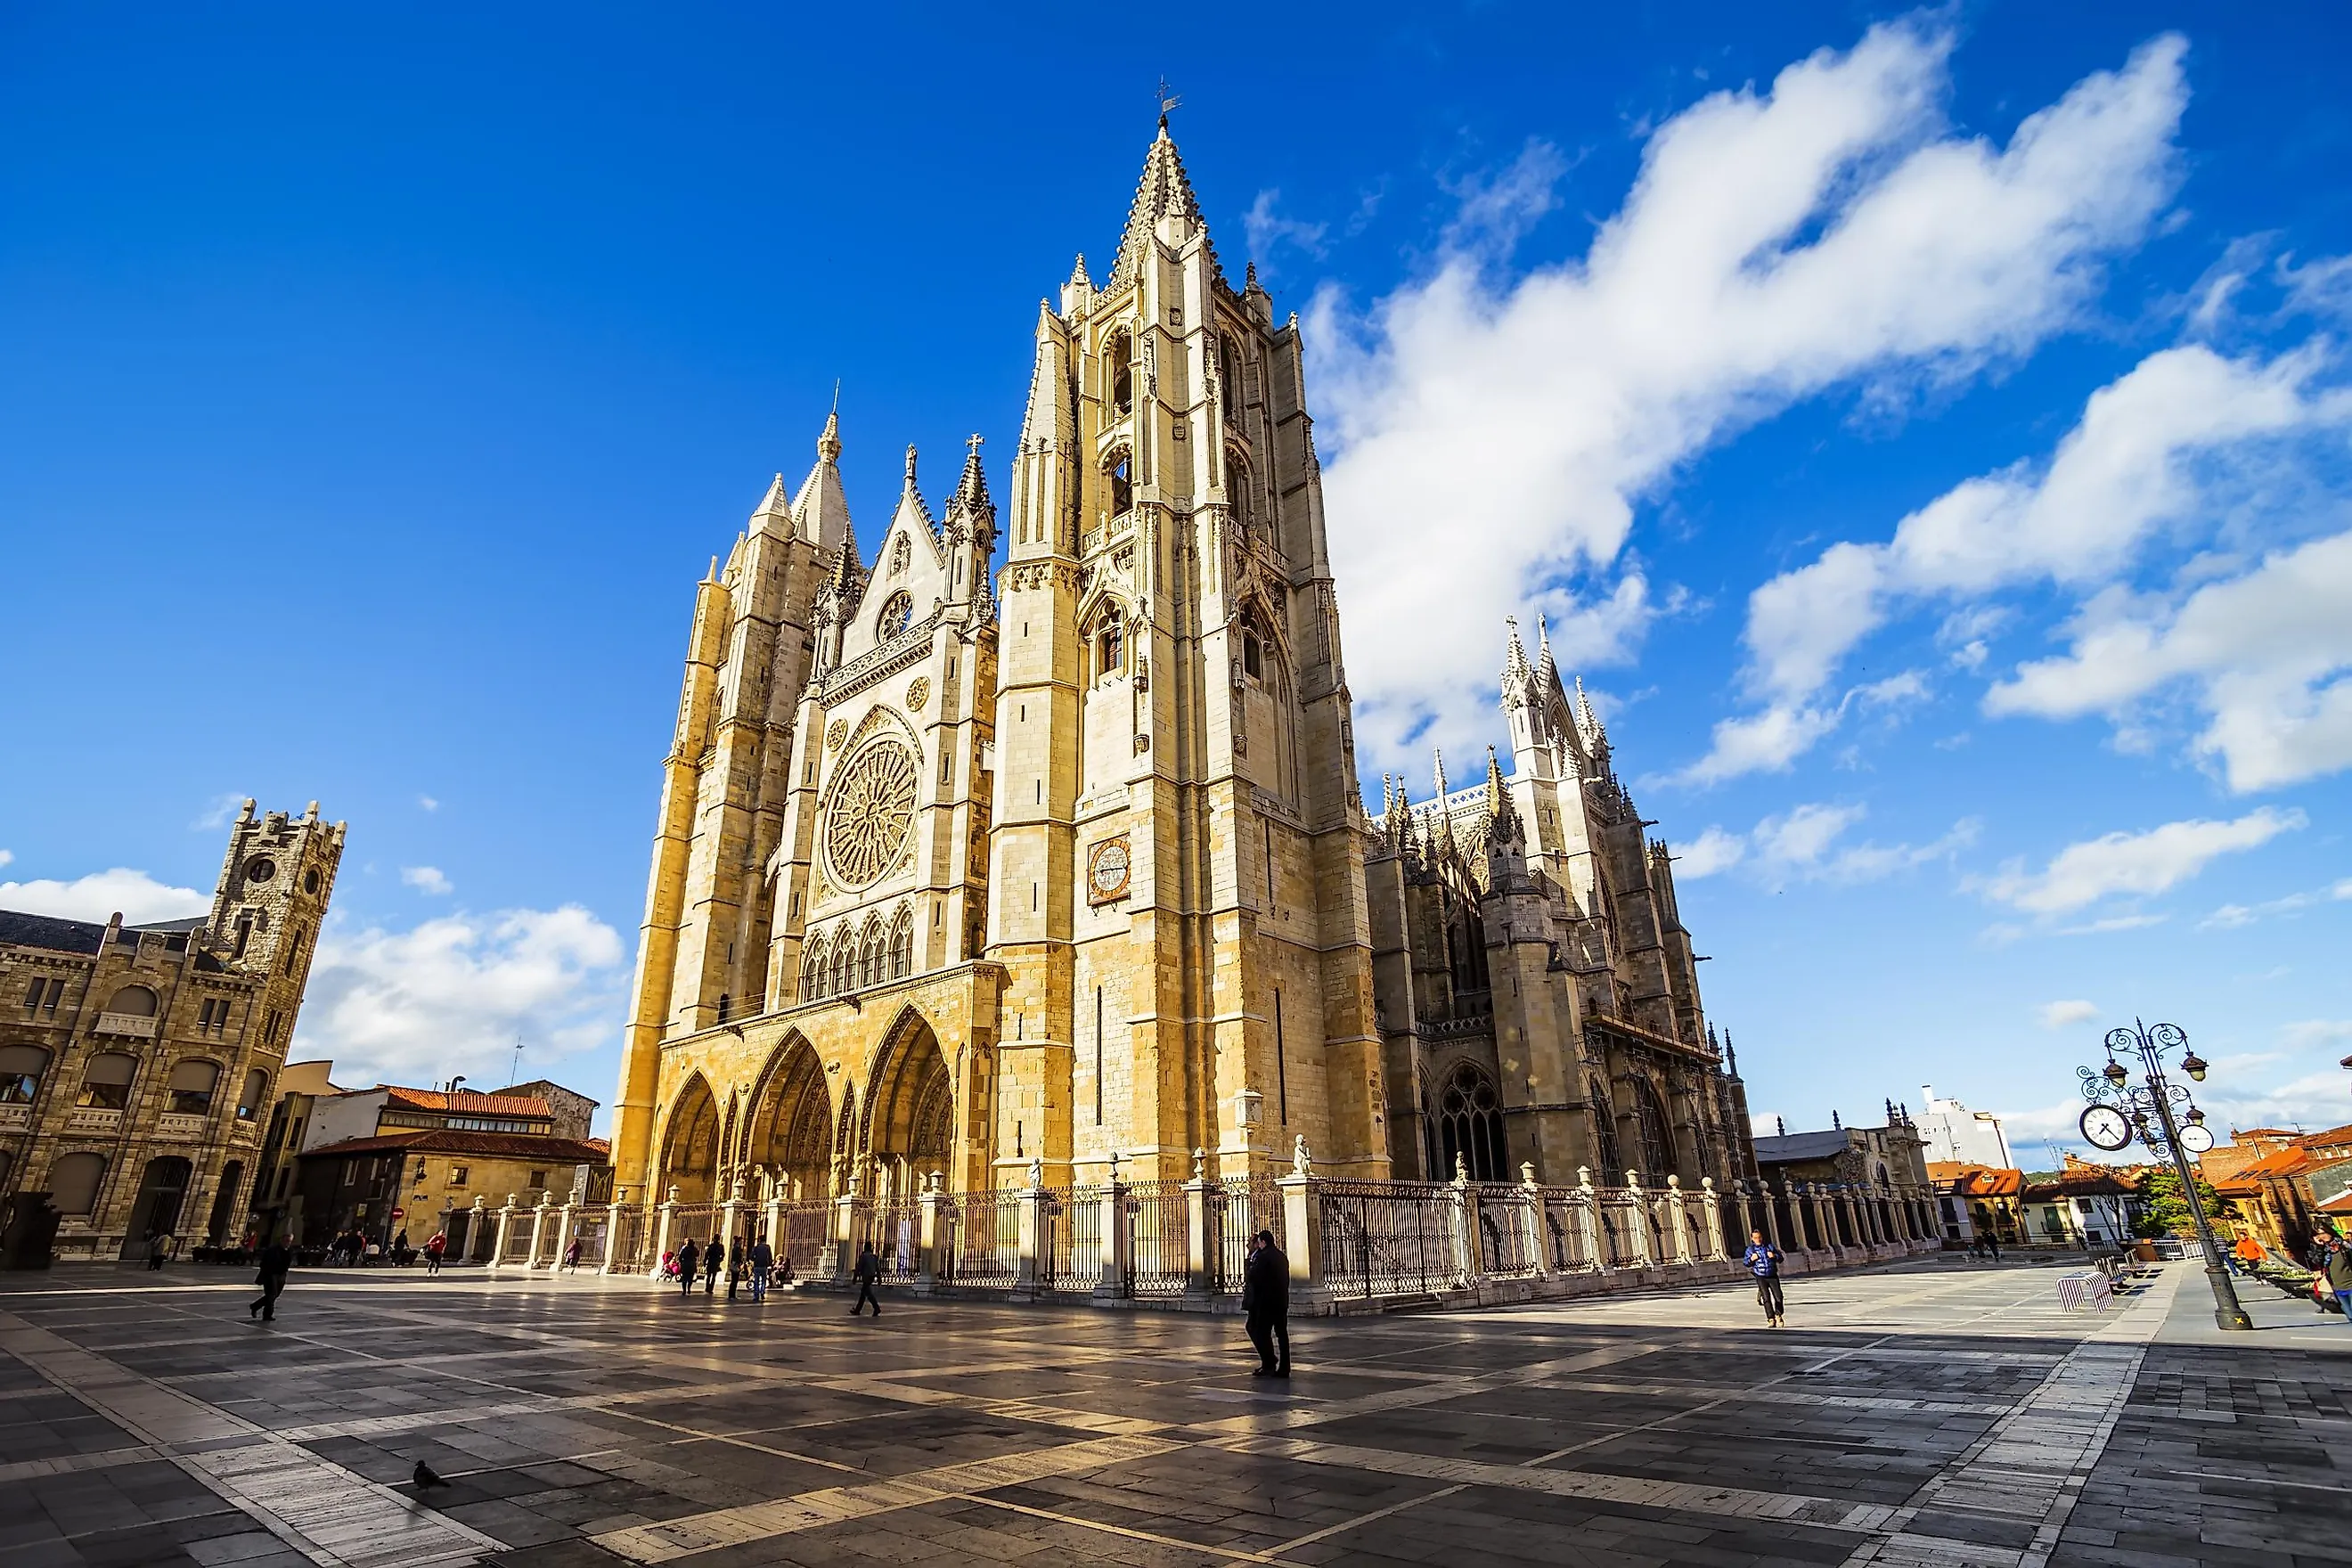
[1365,622,1755,1188]
[611,124,1751,1206]
[0,801,343,1256]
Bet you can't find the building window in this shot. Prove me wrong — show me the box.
[890,535,910,576]
[1436,1062,1509,1183]
[1092,605,1124,682]
[1241,627,1262,682]
[878,590,914,640]
[528,1169,548,1188]
[167,1058,221,1116]
[0,1044,48,1104]
[77,1051,138,1110]
[103,984,159,1021]
[1106,453,1132,517]
[236,1069,269,1120]
[451,1166,470,1186]
[46,1152,107,1217]
[1631,1078,1674,1182]
[1108,330,1132,415]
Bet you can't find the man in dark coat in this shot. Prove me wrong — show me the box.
[676,1237,700,1298]
[702,1236,723,1294]
[851,1240,884,1316]
[249,1237,292,1322]
[1241,1229,1290,1377]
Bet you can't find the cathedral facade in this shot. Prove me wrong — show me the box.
[610,126,1752,1209]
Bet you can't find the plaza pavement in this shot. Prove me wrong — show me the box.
[0,1254,2342,1568]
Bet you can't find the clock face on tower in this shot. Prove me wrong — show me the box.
[1087,836,1131,904]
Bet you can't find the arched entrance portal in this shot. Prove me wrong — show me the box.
[862,1012,952,1205]
[743,1036,832,1202]
[657,1075,723,1203]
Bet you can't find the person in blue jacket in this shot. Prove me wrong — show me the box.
[1744,1229,1785,1327]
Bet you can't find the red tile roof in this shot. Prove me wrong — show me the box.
[380,1086,553,1119]
[1926,1163,2023,1197]
[298,1129,608,1163]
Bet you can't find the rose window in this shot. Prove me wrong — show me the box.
[823,742,919,888]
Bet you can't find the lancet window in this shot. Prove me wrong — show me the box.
[1435,1061,1508,1183]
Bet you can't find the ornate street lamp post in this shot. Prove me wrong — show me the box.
[2076,1019,2250,1331]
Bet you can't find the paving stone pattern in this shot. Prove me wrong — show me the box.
[0,1257,2341,1567]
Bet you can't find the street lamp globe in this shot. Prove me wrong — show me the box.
[2103,1059,2131,1086]
[2181,1051,2208,1082]
[2185,1106,2206,1126]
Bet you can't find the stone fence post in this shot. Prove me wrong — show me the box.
[832,1174,861,1283]
[1665,1177,1691,1265]
[549,1198,575,1270]
[1624,1172,1653,1269]
[1700,1177,1726,1261]
[1521,1164,1548,1279]
[489,1197,518,1270]
[651,1188,679,1279]
[600,1191,627,1274]
[1182,1150,1216,1298]
[1278,1153,1326,1313]
[1449,1156,1474,1286]
[1015,1167,1048,1298]
[1578,1167,1605,1271]
[1095,1168,1130,1299]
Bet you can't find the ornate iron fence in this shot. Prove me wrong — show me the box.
[566,1206,609,1269]
[943,1186,1019,1290]
[1206,1176,1285,1294]
[1123,1180,1191,1298]
[1537,1187,1597,1272]
[1472,1185,1541,1278]
[608,1205,654,1273]
[1041,1187,1104,1294]
[1319,1180,1460,1302]
[773,1200,831,1279]
[497,1212,538,1265]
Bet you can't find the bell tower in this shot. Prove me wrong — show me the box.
[990,119,1389,1183]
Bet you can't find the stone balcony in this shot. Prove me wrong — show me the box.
[65,1107,124,1135]
[93,1012,158,1039]
[157,1112,210,1141]
[0,1103,29,1131]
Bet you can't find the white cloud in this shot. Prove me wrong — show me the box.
[2200,878,2352,930]
[1695,342,2344,782]
[1753,803,1864,867]
[1673,826,1747,878]
[1676,704,1841,786]
[1987,528,2352,791]
[1976,806,2304,915]
[418,796,440,813]
[1670,802,1972,886]
[2038,1000,2102,1029]
[1309,22,2188,772]
[191,793,247,831]
[0,869,210,927]
[0,850,11,870]
[297,906,626,1090]
[401,865,454,896]
[1243,189,1329,266]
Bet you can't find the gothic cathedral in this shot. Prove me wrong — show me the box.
[610,124,1753,1209]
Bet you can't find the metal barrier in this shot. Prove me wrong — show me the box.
[497,1213,537,1265]
[567,1205,609,1269]
[1207,1176,1285,1295]
[774,1201,831,1279]
[608,1205,654,1273]
[943,1187,1019,1289]
[1472,1185,1541,1278]
[1319,1180,1459,1302]
[1041,1187,1103,1294]
[1124,1180,1190,1298]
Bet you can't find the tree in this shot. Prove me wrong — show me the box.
[2135,1165,2221,1238]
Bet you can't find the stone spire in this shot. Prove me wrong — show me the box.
[790,407,855,554]
[1536,614,1557,682]
[892,444,935,536]
[1503,617,1531,683]
[1430,750,1456,858]
[1109,121,1220,289]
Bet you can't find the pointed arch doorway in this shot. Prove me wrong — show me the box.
[862,1012,954,1205]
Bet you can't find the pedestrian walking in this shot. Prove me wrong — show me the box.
[2232,1234,2264,1275]
[702,1237,723,1294]
[563,1235,583,1271]
[2327,1237,2352,1324]
[851,1240,883,1316]
[1744,1229,1785,1327]
[249,1237,292,1322]
[725,1236,742,1300]
[425,1231,447,1275]
[143,1228,167,1271]
[748,1235,773,1303]
[677,1237,701,1298]
[1241,1229,1290,1377]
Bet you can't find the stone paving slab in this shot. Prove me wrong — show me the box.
[0,1256,2340,1566]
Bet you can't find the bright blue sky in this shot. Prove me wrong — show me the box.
[5,4,2348,1157]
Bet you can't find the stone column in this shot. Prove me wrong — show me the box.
[832,1174,861,1283]
[600,1190,627,1274]
[1624,1173,1654,1269]
[651,1188,680,1278]
[1580,1167,1606,1271]
[1664,1177,1691,1265]
[1521,1164,1548,1279]
[1277,1171,1327,1313]
[1094,1172,1130,1300]
[917,1176,946,1292]
[1449,1156,1475,1286]
[1700,1177,1726,1262]
[489,1198,518,1271]
[1182,1150,1217,1297]
[1015,1173,1048,1298]
[550,1199,575,1270]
